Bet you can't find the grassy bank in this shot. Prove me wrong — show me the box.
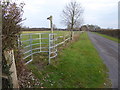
[27,32,109,88]
[93,32,120,43]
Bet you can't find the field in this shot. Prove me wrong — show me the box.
[20,31,110,88]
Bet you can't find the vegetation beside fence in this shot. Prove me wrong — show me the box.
[2,1,25,88]
[2,1,40,88]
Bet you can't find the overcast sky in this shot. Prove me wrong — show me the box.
[17,0,119,29]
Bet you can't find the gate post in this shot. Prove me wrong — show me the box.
[4,50,19,88]
[29,34,33,63]
[48,34,51,64]
[39,33,41,52]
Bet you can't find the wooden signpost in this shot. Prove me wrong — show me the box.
[47,16,53,33]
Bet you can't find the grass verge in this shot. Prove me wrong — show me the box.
[27,32,110,88]
[93,32,120,43]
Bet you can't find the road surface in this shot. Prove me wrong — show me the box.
[88,32,118,88]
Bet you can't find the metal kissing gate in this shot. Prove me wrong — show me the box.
[19,33,58,65]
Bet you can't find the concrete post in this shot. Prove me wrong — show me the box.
[4,50,19,88]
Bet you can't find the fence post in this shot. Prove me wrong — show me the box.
[68,34,71,42]
[72,32,74,40]
[63,35,65,46]
[29,34,33,63]
[4,50,19,88]
[48,34,51,64]
[39,33,41,52]
[53,34,56,53]
[17,35,20,48]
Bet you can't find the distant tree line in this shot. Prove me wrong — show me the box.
[81,24,101,31]
[80,24,119,39]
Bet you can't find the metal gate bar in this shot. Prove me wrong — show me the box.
[19,33,58,64]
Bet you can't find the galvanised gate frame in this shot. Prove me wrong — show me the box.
[19,33,58,65]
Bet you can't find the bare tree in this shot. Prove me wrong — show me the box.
[61,1,84,30]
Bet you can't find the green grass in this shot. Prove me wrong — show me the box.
[93,32,120,43]
[27,32,110,88]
